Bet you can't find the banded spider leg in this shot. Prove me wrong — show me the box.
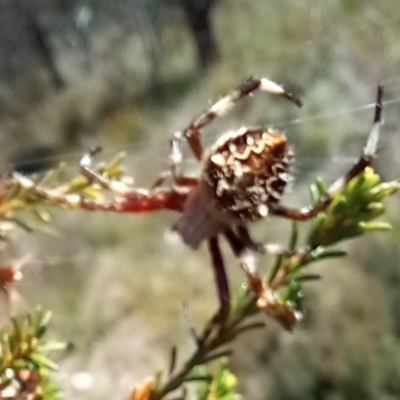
[269,85,383,221]
[172,77,302,162]
[228,84,384,314]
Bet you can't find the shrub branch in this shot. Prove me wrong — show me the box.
[0,152,399,400]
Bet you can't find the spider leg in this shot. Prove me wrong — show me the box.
[150,171,171,190]
[174,77,302,161]
[236,226,296,257]
[224,228,265,298]
[79,148,132,195]
[269,84,384,221]
[236,226,265,253]
[80,147,195,206]
[150,137,198,191]
[225,228,302,326]
[150,171,197,190]
[208,237,230,319]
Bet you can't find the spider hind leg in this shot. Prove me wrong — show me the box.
[209,236,231,320]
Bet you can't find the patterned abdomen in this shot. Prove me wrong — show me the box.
[202,127,293,222]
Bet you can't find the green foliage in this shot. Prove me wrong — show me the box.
[266,168,400,325]
[145,166,399,400]
[308,168,399,247]
[0,154,399,400]
[195,360,241,400]
[0,308,65,400]
[0,152,126,240]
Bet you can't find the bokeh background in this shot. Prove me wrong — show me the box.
[1,1,400,399]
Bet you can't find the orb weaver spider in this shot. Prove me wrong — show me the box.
[21,78,383,320]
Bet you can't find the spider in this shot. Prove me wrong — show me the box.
[20,78,384,319]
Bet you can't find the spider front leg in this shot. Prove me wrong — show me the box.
[270,84,384,221]
[173,77,302,162]
[149,136,199,191]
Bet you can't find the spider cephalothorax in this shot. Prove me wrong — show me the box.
[21,78,384,320]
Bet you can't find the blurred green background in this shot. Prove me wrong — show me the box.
[1,0,400,399]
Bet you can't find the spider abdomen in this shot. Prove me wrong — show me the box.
[202,127,293,222]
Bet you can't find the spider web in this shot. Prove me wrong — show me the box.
[10,77,400,182]
[2,4,400,399]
